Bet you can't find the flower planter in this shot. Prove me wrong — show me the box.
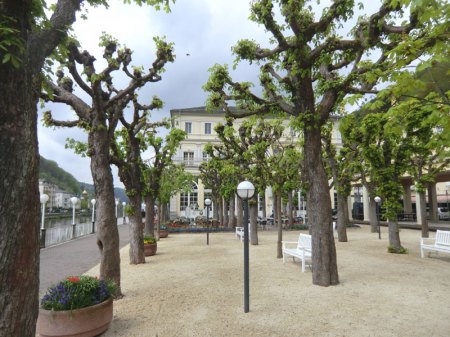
[159,229,169,238]
[144,242,157,256]
[36,298,113,337]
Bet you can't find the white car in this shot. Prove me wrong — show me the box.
[437,207,449,220]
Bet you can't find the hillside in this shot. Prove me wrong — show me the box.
[39,156,128,201]
[39,156,81,195]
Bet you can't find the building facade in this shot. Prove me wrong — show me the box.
[168,106,342,220]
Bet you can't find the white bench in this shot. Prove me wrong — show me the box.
[235,226,251,241]
[421,230,450,258]
[236,227,244,240]
[282,233,312,272]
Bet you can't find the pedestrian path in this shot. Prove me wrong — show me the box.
[39,222,130,295]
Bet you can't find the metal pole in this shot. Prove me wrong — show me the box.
[72,204,76,239]
[91,203,95,234]
[446,190,449,220]
[243,199,249,313]
[40,202,46,248]
[377,202,381,240]
[206,205,210,245]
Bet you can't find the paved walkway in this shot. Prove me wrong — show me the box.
[39,221,130,295]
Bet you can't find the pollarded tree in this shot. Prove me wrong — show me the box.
[376,61,450,235]
[110,97,170,264]
[157,164,193,224]
[199,159,226,223]
[42,35,174,291]
[204,0,447,286]
[0,1,171,335]
[142,124,187,238]
[322,120,355,242]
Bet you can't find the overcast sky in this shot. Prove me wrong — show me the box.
[38,0,269,188]
[38,0,381,189]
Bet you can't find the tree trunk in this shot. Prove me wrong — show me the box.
[223,198,229,228]
[218,197,224,226]
[288,191,294,227]
[387,219,403,252]
[250,200,258,245]
[418,190,429,238]
[304,127,339,286]
[212,195,218,220]
[128,194,145,264]
[0,48,40,337]
[236,196,243,228]
[144,195,155,236]
[228,197,235,228]
[336,192,348,242]
[369,198,378,233]
[89,130,122,294]
[276,191,283,258]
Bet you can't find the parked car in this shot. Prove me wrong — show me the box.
[437,207,449,220]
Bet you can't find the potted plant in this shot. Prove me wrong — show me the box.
[159,224,170,238]
[36,275,116,337]
[143,235,157,256]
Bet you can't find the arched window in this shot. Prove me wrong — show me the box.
[180,181,198,211]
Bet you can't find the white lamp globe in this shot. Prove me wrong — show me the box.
[236,181,255,200]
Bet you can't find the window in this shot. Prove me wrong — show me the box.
[183,151,194,166]
[185,122,192,134]
[204,122,212,134]
[202,151,210,162]
[180,182,199,211]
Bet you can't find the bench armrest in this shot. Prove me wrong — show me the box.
[421,237,435,245]
[282,241,298,249]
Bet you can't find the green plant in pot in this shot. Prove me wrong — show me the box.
[37,275,116,337]
[143,235,157,256]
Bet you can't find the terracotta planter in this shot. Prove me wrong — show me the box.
[36,298,113,337]
[159,229,169,238]
[144,242,157,256]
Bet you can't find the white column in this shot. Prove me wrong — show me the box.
[363,186,370,222]
[347,195,353,220]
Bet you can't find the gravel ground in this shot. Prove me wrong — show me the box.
[85,226,450,337]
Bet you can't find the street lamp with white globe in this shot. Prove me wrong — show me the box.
[91,199,96,233]
[236,180,255,313]
[205,198,212,245]
[70,196,79,238]
[374,196,382,240]
[40,194,49,248]
[122,201,126,224]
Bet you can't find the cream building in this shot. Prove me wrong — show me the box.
[168,106,342,220]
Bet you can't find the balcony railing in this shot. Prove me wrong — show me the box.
[172,157,208,168]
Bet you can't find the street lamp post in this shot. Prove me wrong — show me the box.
[236,180,255,313]
[375,196,381,240]
[91,199,96,233]
[115,198,119,224]
[70,196,79,239]
[40,194,49,248]
[205,198,212,245]
[122,201,126,224]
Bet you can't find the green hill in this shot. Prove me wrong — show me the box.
[39,156,81,195]
[39,156,128,201]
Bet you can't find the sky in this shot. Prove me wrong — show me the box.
[38,0,268,188]
[37,0,382,188]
